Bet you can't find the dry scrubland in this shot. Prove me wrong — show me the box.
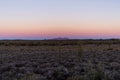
[0,40,120,80]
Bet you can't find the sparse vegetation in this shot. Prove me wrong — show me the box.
[0,40,120,80]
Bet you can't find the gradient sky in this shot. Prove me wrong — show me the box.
[0,0,120,39]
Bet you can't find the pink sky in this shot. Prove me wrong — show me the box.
[0,22,119,39]
[0,0,120,39]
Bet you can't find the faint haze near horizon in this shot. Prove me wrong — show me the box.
[0,0,120,39]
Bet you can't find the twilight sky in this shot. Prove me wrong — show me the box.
[0,0,120,39]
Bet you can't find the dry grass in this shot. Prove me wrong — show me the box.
[0,40,120,80]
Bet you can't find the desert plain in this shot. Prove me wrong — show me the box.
[0,40,120,80]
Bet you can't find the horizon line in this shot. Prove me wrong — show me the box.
[0,38,120,40]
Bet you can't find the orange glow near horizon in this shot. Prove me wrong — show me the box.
[0,23,120,39]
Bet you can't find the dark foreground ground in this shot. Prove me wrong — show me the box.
[0,40,120,80]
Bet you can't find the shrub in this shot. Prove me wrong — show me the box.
[66,76,85,80]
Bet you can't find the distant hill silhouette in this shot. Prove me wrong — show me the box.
[49,37,70,40]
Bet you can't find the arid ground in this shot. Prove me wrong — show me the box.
[0,40,120,80]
